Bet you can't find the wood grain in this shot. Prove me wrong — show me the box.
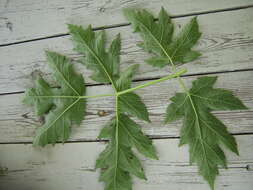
[0,135,252,190]
[0,0,252,45]
[0,70,252,143]
[0,8,253,94]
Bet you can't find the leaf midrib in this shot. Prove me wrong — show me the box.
[189,96,213,182]
[74,31,117,90]
[170,19,195,59]
[199,117,237,154]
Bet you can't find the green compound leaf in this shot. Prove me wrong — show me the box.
[69,25,157,190]
[23,51,86,146]
[165,76,247,189]
[124,7,201,67]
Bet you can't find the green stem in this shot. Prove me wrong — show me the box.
[114,95,119,188]
[117,68,187,96]
[79,94,115,99]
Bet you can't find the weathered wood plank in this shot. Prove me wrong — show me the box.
[0,71,252,143]
[0,135,252,190]
[0,8,253,94]
[0,0,252,45]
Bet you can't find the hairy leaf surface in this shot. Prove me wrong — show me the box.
[23,51,86,146]
[69,25,157,190]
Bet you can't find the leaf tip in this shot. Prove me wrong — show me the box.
[151,151,159,160]
[116,33,121,39]
[160,6,165,14]
[235,149,240,156]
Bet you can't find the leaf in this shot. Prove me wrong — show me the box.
[69,25,157,190]
[68,24,120,84]
[124,7,201,66]
[96,114,157,190]
[165,76,247,189]
[23,51,86,146]
[118,93,150,122]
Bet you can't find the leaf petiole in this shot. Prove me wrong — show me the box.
[79,94,115,99]
[117,68,187,96]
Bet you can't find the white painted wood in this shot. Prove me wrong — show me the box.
[0,0,252,44]
[0,8,253,94]
[0,135,252,190]
[0,1,252,189]
[0,71,252,143]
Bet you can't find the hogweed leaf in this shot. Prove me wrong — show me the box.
[96,114,157,190]
[124,7,201,67]
[23,51,86,146]
[68,24,120,87]
[166,76,247,188]
[69,25,157,190]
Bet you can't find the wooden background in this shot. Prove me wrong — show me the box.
[0,0,253,189]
